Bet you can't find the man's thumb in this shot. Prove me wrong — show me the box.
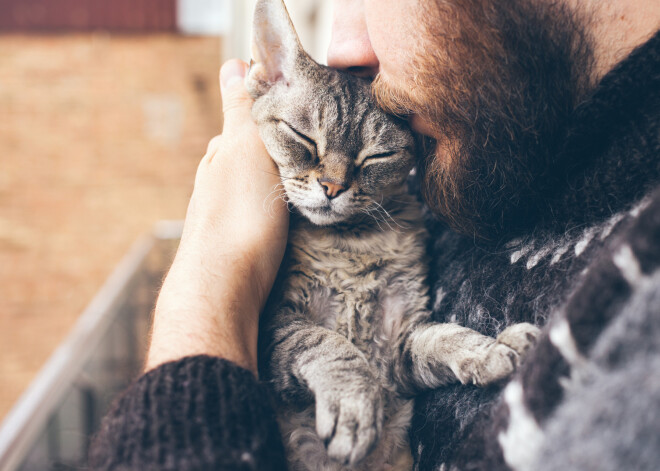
[220,59,252,124]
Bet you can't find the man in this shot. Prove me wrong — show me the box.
[90,1,660,470]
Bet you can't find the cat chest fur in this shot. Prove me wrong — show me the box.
[264,203,430,470]
[281,205,430,363]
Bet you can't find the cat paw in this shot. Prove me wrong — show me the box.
[496,322,540,357]
[460,323,540,386]
[315,382,383,467]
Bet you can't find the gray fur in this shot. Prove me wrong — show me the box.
[246,1,540,469]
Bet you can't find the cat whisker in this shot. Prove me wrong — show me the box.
[260,169,296,181]
[363,204,395,232]
[372,200,408,231]
[263,184,291,216]
[372,207,399,233]
[384,196,411,205]
[277,192,293,213]
[272,195,294,215]
[361,208,386,232]
[264,183,287,201]
[364,205,398,233]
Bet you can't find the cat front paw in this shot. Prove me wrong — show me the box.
[459,322,540,386]
[496,322,540,357]
[315,382,384,467]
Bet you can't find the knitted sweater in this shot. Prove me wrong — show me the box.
[89,356,288,470]
[89,32,660,471]
[413,31,660,470]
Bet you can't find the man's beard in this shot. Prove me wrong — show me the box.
[372,0,595,240]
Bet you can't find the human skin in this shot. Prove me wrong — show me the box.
[145,60,289,375]
[146,0,659,375]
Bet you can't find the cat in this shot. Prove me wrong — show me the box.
[245,1,540,469]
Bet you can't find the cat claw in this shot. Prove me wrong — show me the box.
[316,383,383,467]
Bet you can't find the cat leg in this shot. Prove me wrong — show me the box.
[268,319,384,467]
[393,322,540,393]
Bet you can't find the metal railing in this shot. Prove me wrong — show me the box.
[0,221,183,471]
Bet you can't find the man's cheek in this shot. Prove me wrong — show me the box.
[364,0,418,71]
[410,115,442,140]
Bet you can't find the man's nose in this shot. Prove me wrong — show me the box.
[327,0,379,77]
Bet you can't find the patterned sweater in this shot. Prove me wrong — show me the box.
[90,32,660,471]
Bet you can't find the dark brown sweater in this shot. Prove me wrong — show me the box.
[89,356,287,470]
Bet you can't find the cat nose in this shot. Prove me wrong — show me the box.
[318,178,346,199]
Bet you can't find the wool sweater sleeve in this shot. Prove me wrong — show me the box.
[88,355,288,471]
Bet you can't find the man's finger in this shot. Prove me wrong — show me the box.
[220,59,254,127]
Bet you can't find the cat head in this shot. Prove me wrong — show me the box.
[246,0,416,226]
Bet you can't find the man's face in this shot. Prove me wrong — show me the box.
[327,1,422,121]
[328,0,593,239]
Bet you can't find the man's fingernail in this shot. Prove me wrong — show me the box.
[221,60,247,90]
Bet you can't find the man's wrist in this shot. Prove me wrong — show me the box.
[145,253,262,374]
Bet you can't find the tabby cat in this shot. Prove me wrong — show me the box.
[245,1,540,469]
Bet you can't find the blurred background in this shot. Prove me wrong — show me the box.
[0,1,332,469]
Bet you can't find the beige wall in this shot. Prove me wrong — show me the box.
[224,0,333,64]
[0,35,223,422]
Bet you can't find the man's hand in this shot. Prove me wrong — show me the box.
[146,59,289,375]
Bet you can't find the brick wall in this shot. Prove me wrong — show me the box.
[0,0,176,32]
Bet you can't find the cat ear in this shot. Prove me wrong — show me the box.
[246,0,309,96]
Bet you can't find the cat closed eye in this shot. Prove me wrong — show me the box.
[279,120,317,151]
[361,150,399,164]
